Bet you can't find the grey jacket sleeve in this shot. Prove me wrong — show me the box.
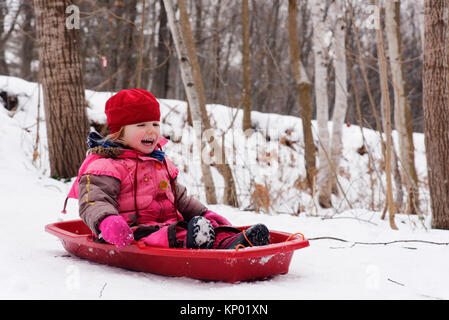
[174,179,208,221]
[78,174,121,236]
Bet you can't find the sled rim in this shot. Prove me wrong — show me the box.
[45,219,309,258]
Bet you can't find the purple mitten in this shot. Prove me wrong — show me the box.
[99,215,134,248]
[203,210,232,228]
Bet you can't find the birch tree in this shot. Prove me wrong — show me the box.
[375,0,398,230]
[311,1,332,208]
[163,0,217,204]
[34,0,90,178]
[385,0,419,214]
[329,0,348,195]
[164,0,239,207]
[423,0,449,229]
[287,0,316,190]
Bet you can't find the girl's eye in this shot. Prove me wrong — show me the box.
[153,123,160,127]
[137,124,145,127]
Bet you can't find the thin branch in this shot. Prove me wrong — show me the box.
[309,236,449,246]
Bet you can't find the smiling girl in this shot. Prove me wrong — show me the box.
[67,89,270,250]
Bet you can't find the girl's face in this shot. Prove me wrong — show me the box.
[122,121,161,154]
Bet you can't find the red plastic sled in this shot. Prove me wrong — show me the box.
[45,219,309,283]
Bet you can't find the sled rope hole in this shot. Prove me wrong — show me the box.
[285,233,305,242]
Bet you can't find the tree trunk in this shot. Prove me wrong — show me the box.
[152,0,171,98]
[108,3,126,91]
[211,0,222,102]
[0,0,14,75]
[423,0,449,229]
[375,0,398,230]
[287,0,316,190]
[194,0,203,55]
[241,0,252,132]
[265,0,281,114]
[179,0,239,207]
[20,1,35,81]
[34,0,89,179]
[329,0,348,195]
[164,0,239,207]
[385,0,419,214]
[121,0,138,89]
[379,92,403,215]
[135,0,146,89]
[311,1,332,208]
[163,0,217,205]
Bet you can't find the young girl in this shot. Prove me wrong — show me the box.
[66,89,270,250]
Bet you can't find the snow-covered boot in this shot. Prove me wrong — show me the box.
[220,224,270,249]
[186,216,216,249]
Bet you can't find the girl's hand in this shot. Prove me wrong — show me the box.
[99,215,134,248]
[202,210,232,228]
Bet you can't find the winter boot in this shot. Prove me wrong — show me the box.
[186,216,216,249]
[219,224,270,249]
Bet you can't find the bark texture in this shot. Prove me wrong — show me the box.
[34,0,89,178]
[287,0,316,190]
[423,0,449,229]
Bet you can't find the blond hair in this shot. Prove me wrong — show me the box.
[102,126,127,146]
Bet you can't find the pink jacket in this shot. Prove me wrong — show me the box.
[66,138,208,244]
[82,149,181,224]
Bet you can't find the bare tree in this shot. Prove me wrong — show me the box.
[241,0,252,131]
[135,0,146,88]
[311,1,332,208]
[164,0,239,207]
[34,0,90,178]
[0,0,22,75]
[385,0,419,214]
[152,0,171,98]
[329,0,348,195]
[423,0,449,229]
[211,0,221,102]
[163,0,217,204]
[287,0,316,190]
[20,1,35,81]
[375,0,398,230]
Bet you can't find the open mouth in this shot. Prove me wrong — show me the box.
[141,138,154,146]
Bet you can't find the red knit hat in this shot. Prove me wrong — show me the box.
[105,89,160,134]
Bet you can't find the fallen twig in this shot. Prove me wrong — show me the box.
[308,237,449,247]
[387,278,405,287]
[99,282,107,298]
[320,216,378,226]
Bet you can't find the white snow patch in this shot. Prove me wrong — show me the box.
[259,255,275,265]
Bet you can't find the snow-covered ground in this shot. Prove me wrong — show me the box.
[1,75,448,300]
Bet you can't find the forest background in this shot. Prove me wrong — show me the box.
[1,0,448,231]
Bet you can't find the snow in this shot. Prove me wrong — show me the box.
[191,217,214,247]
[1,75,448,300]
